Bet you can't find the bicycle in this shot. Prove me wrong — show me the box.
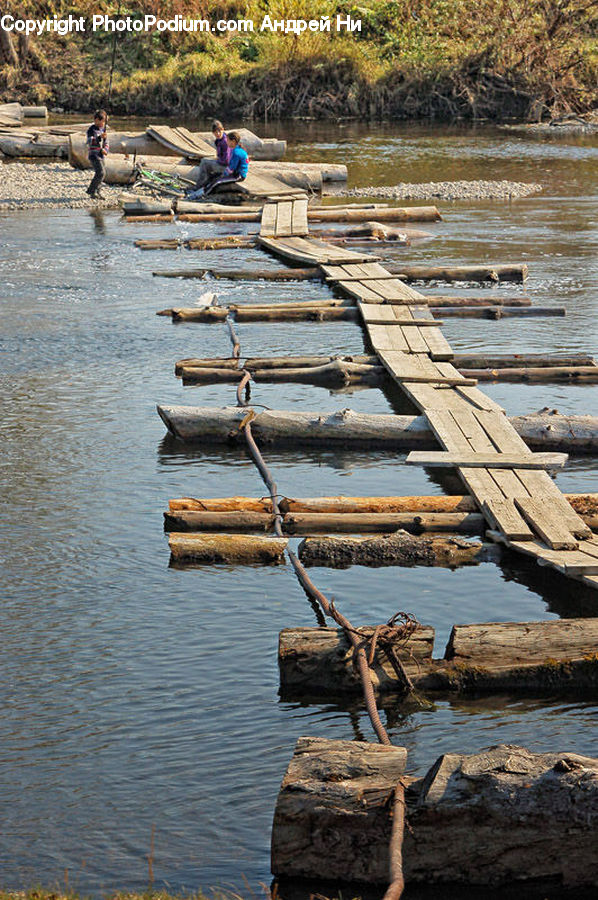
[133,161,196,198]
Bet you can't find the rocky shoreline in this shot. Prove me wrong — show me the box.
[0,160,543,211]
[0,160,122,211]
[335,180,543,201]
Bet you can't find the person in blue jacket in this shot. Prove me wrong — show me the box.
[224,131,249,180]
[195,131,250,198]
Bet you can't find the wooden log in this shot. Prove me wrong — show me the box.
[157,406,598,454]
[272,737,408,886]
[168,532,287,564]
[422,295,532,307]
[174,357,240,374]
[298,532,490,566]
[309,206,441,223]
[136,239,180,250]
[454,353,596,369]
[164,510,274,532]
[124,214,174,223]
[169,492,598,517]
[279,626,436,693]
[390,264,528,283]
[164,306,359,323]
[169,496,274,513]
[272,740,598,886]
[463,365,598,382]
[285,511,484,535]
[429,305,566,318]
[279,619,598,695]
[186,236,255,250]
[446,619,598,666]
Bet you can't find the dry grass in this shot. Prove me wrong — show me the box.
[1,0,596,118]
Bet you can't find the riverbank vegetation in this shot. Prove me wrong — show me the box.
[1,1,597,120]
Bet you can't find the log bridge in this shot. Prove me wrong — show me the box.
[153,193,598,892]
[158,194,598,591]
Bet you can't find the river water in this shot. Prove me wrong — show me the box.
[1,121,597,897]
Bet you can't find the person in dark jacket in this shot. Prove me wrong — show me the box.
[86,109,109,199]
[188,120,231,196]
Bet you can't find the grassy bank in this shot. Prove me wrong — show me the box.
[1,1,597,120]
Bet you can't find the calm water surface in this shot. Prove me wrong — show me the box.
[1,121,597,896]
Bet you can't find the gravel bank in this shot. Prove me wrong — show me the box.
[335,180,543,201]
[0,159,122,210]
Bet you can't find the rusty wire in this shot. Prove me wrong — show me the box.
[225,307,407,895]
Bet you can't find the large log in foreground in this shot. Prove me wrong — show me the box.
[278,619,598,695]
[157,405,598,454]
[272,739,598,887]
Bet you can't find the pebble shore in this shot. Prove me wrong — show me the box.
[336,180,543,201]
[0,160,122,210]
[0,159,542,210]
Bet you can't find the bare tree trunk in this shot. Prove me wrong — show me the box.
[0,17,19,66]
[18,32,29,64]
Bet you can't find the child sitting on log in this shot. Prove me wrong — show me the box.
[188,120,231,197]
[190,131,249,199]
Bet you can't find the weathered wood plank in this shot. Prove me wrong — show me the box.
[482,499,535,540]
[515,497,579,550]
[275,200,293,237]
[259,202,277,237]
[290,197,309,236]
[407,450,568,469]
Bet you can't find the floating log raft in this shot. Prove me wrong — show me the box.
[272,740,598,887]
[278,619,598,695]
[157,406,598,454]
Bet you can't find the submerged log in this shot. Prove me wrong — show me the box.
[298,531,489,566]
[272,740,598,887]
[168,532,287,564]
[392,264,528,283]
[157,406,598,454]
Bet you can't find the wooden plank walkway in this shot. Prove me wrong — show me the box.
[255,199,597,590]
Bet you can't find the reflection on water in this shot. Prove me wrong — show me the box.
[1,121,597,895]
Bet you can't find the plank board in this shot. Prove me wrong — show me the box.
[377,351,476,385]
[406,451,568,469]
[492,535,598,576]
[515,497,579,550]
[260,203,277,237]
[291,198,309,236]
[366,324,409,352]
[482,499,535,540]
[275,200,293,237]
